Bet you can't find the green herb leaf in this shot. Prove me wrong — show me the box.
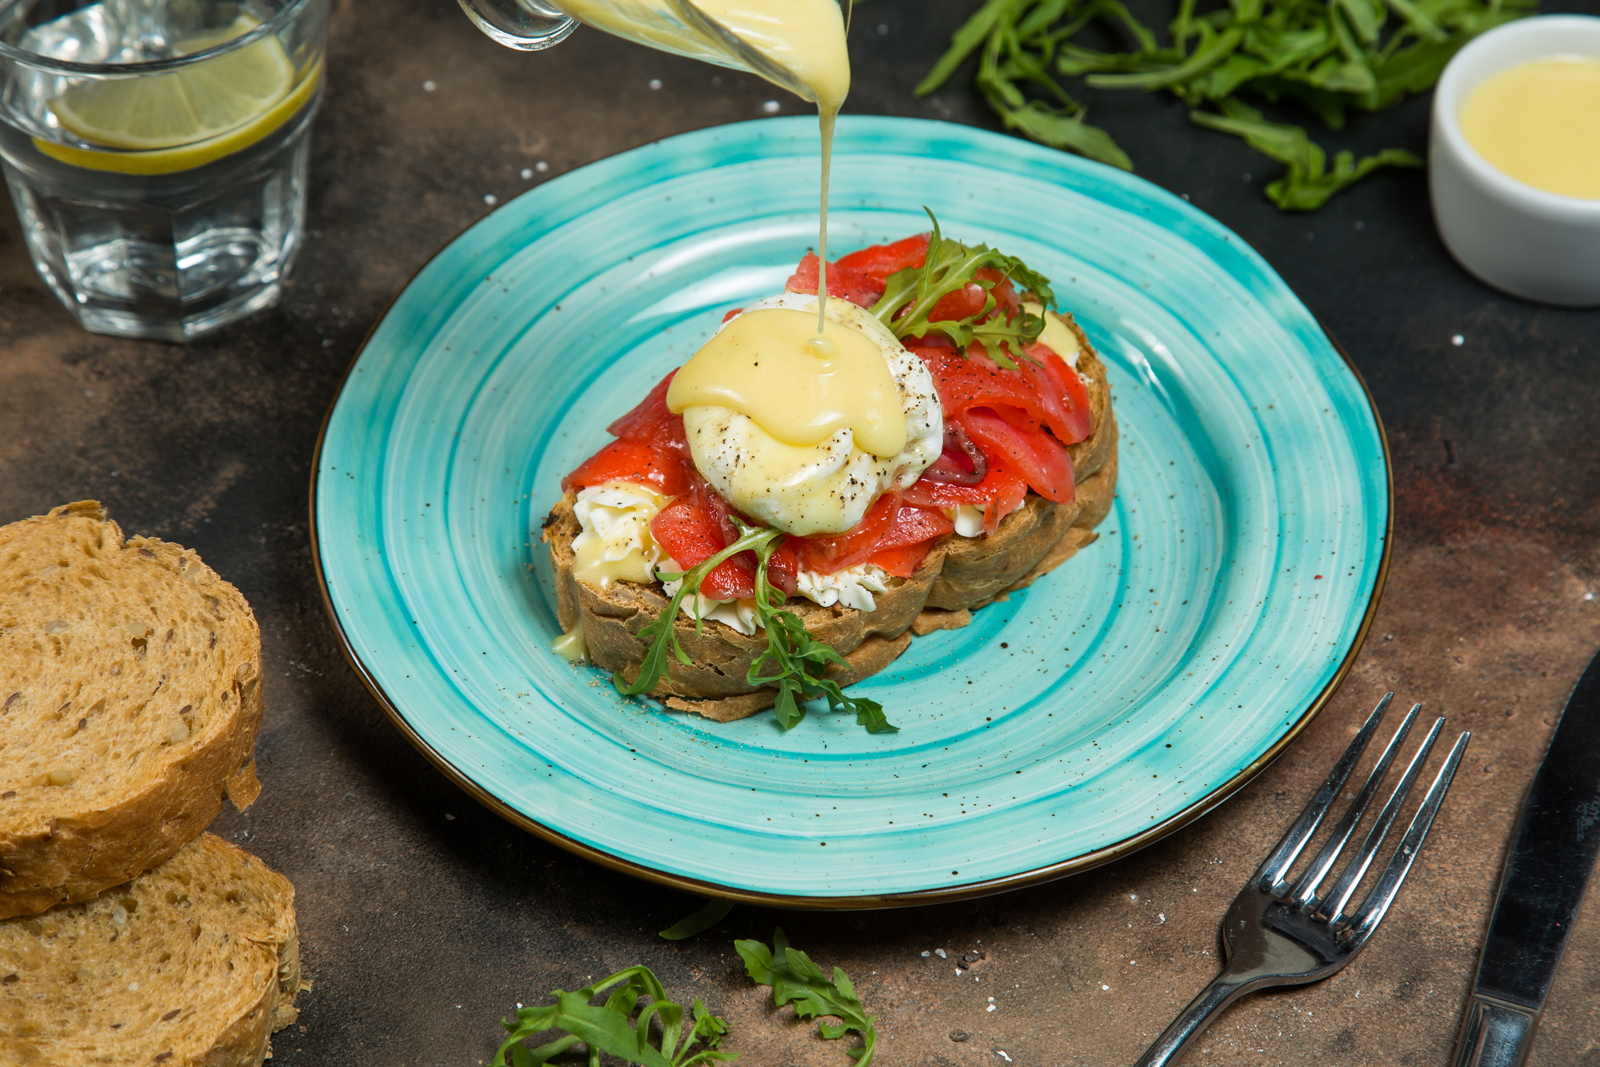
[1085,23,1243,89]
[922,0,1534,211]
[614,525,784,698]
[915,0,1026,96]
[1190,98,1420,210]
[735,929,880,1066]
[739,519,898,734]
[870,208,1053,371]
[988,97,1133,168]
[617,515,895,735]
[492,966,736,1067]
[660,898,735,941]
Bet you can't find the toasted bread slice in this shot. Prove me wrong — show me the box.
[0,503,263,920]
[0,833,301,1067]
[542,312,1118,721]
[547,494,942,714]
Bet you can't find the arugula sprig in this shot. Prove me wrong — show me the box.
[735,929,880,1066]
[870,208,1054,371]
[659,898,735,941]
[740,519,896,734]
[613,524,783,700]
[919,0,1535,210]
[492,965,734,1067]
[615,518,897,735]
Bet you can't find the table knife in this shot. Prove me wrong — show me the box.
[1450,648,1600,1067]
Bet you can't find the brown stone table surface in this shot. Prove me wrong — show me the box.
[4,0,1600,1063]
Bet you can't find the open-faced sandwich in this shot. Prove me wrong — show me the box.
[544,215,1118,732]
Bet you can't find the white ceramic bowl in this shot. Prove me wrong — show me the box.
[1430,15,1600,306]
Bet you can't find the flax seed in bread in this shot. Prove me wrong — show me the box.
[0,833,301,1067]
[0,502,264,920]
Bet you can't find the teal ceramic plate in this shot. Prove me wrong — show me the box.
[313,116,1389,907]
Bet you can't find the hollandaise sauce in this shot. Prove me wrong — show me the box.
[1458,56,1600,200]
[556,0,850,331]
[666,306,906,457]
[663,294,942,538]
[687,0,852,333]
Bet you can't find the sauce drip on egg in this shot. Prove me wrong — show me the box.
[667,294,944,538]
[665,306,908,459]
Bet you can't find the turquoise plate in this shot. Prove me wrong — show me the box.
[312,116,1390,907]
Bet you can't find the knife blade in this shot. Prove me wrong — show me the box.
[1450,647,1600,1067]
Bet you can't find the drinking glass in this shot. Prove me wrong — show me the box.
[0,0,329,341]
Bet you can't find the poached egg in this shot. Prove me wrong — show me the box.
[666,293,943,536]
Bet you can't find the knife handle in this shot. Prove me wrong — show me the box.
[1450,994,1540,1067]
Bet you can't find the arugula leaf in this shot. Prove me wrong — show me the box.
[618,517,896,735]
[920,0,1536,211]
[613,525,784,699]
[659,898,735,941]
[735,929,880,1066]
[1190,98,1420,210]
[916,0,1024,96]
[493,966,735,1067]
[870,208,1052,371]
[740,519,898,734]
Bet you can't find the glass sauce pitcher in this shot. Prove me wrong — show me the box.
[456,0,830,104]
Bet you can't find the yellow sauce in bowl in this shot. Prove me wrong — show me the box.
[1458,56,1600,199]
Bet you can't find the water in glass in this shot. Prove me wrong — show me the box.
[0,0,327,340]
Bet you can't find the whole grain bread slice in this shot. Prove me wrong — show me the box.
[548,497,943,707]
[542,311,1119,720]
[0,503,264,920]
[0,833,301,1067]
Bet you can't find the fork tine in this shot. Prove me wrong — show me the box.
[1342,730,1471,940]
[1252,693,1394,891]
[1288,702,1421,905]
[1315,716,1447,923]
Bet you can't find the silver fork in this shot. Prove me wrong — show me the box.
[1133,693,1471,1067]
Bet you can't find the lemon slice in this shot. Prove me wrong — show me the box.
[50,17,293,150]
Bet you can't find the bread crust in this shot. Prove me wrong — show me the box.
[543,313,1119,721]
[0,503,264,920]
[548,495,942,702]
[0,833,300,1067]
